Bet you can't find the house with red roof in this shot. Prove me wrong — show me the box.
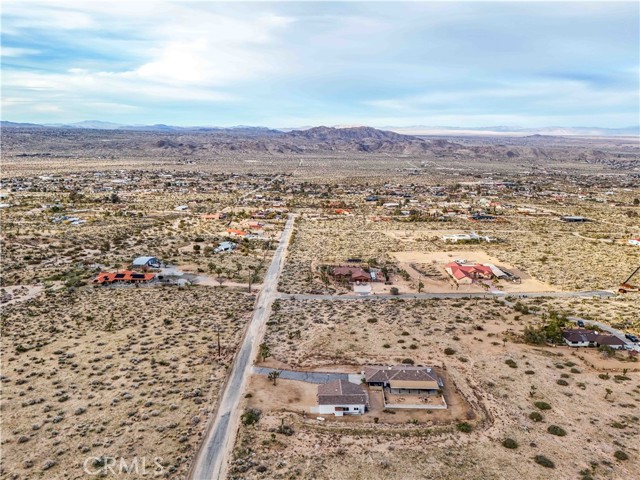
[445,262,493,284]
[333,266,372,283]
[93,271,156,285]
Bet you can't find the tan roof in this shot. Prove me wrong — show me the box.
[317,380,368,406]
[363,365,442,387]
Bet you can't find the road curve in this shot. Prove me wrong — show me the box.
[190,214,296,480]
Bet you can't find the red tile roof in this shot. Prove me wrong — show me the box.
[93,271,156,284]
[445,262,493,281]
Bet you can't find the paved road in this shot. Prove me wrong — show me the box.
[190,214,296,480]
[253,367,348,384]
[277,290,615,301]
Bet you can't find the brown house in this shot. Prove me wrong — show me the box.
[333,266,371,283]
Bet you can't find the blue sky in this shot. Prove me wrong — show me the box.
[1,1,638,127]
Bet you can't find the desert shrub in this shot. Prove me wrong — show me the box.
[534,401,552,410]
[241,408,262,426]
[525,370,535,375]
[401,358,414,365]
[505,359,517,368]
[277,424,294,436]
[547,425,566,436]
[534,455,555,468]
[556,379,569,386]
[599,373,610,380]
[502,438,518,449]
[390,287,399,295]
[529,411,543,422]
[456,422,472,433]
[444,347,456,355]
[614,450,629,461]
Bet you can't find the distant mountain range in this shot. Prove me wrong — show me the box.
[2,120,637,137]
[0,120,281,136]
[384,125,640,137]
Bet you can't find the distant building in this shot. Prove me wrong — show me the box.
[560,216,590,222]
[470,213,496,221]
[441,232,492,243]
[628,238,640,247]
[175,205,189,211]
[226,228,247,237]
[132,256,162,269]
[214,241,237,253]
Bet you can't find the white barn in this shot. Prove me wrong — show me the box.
[132,256,162,268]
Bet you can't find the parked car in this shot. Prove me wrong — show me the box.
[624,333,639,343]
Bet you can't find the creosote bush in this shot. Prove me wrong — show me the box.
[547,425,566,436]
[502,438,518,449]
[534,455,555,469]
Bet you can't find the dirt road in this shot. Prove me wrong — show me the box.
[189,214,295,480]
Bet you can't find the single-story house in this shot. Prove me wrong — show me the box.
[363,365,443,395]
[93,271,156,285]
[562,328,626,350]
[315,379,368,416]
[333,266,372,283]
[444,262,493,284]
[132,256,162,269]
[214,241,237,253]
[560,216,590,222]
[441,233,492,243]
[226,228,248,237]
[175,205,189,211]
[628,238,640,247]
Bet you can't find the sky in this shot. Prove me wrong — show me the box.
[1,1,638,128]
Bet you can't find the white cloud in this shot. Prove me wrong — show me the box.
[0,46,40,57]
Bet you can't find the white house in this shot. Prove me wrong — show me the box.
[132,256,162,268]
[313,380,368,417]
[214,241,236,254]
[175,205,189,211]
[628,238,640,247]
[441,232,492,243]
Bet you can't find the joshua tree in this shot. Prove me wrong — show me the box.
[418,280,424,293]
[215,268,225,288]
[268,370,281,386]
[248,265,259,292]
[259,342,271,362]
[529,385,537,398]
[605,387,613,400]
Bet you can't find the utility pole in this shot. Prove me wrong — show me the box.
[214,324,221,358]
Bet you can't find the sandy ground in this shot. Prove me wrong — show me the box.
[228,297,640,480]
[393,250,555,293]
[0,285,45,306]
[1,287,254,479]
